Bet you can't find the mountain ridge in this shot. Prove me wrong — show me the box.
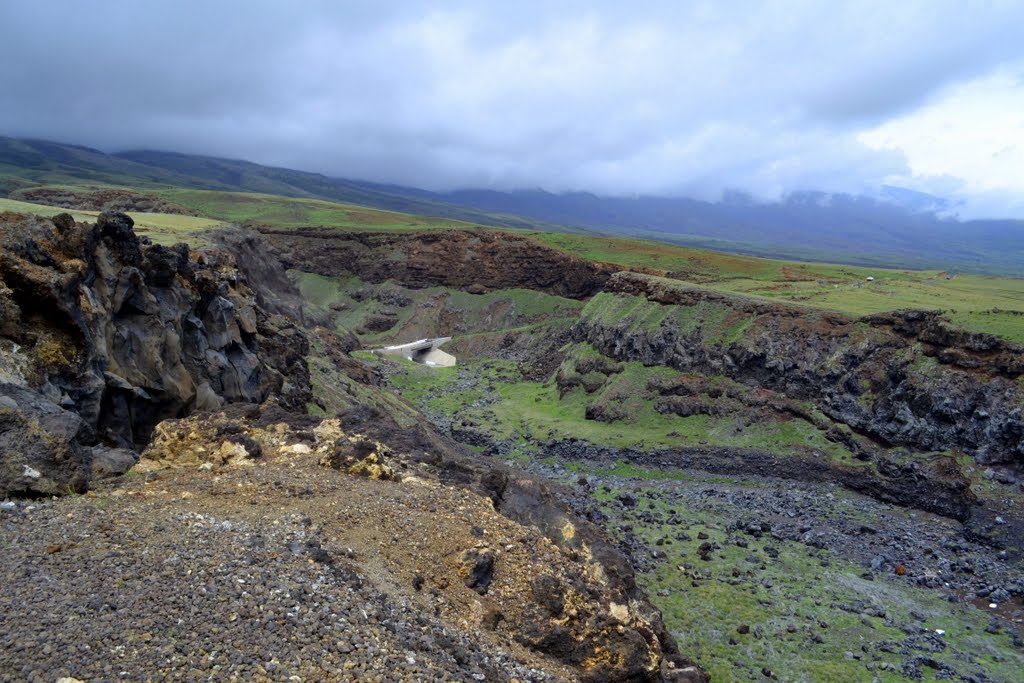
[1,136,1021,275]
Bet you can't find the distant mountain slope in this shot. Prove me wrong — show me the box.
[1,136,1021,275]
[0,138,545,230]
[432,188,1023,275]
[0,138,227,190]
[113,149,547,230]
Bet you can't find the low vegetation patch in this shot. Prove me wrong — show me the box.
[0,197,224,245]
[291,270,581,348]
[383,346,858,463]
[537,232,1024,344]
[591,482,1024,683]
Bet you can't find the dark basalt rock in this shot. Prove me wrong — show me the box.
[458,547,495,594]
[0,212,311,495]
[531,574,566,615]
[578,273,1024,467]
[0,383,90,496]
[12,187,199,215]
[90,445,139,479]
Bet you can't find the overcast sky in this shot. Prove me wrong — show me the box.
[2,1,1023,217]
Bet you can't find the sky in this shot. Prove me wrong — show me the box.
[1,1,1023,218]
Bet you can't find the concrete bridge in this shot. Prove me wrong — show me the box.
[371,337,456,367]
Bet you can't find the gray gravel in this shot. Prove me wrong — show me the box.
[0,496,555,682]
[598,475,1024,612]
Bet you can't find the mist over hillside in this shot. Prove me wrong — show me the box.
[428,187,1023,274]
[2,136,1021,275]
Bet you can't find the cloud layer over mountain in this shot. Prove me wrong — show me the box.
[2,1,1023,216]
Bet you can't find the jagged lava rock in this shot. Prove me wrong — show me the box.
[0,383,90,495]
[0,212,310,495]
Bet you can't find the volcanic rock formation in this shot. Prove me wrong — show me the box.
[577,272,1024,466]
[0,211,309,495]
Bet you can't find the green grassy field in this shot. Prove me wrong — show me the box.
[588,482,1024,683]
[0,197,225,244]
[386,352,857,461]
[533,232,1024,343]
[150,188,495,232]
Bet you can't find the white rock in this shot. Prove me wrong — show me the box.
[989,603,999,609]
[22,464,41,479]
[286,443,312,455]
[217,441,251,465]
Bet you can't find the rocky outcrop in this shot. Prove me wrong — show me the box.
[134,402,707,682]
[576,273,1023,466]
[0,215,708,680]
[209,228,307,320]
[0,212,310,495]
[864,308,1023,375]
[0,383,91,496]
[544,438,975,522]
[260,227,616,299]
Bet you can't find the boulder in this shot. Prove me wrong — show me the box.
[0,383,90,496]
[90,446,138,479]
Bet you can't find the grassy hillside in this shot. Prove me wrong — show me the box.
[437,188,1024,276]
[0,138,227,191]
[535,233,1024,343]
[388,350,855,462]
[5,143,1021,683]
[0,197,224,244]
[0,138,548,229]
[292,270,581,349]
[4,137,1022,275]
[4,180,1022,343]
[150,188,492,232]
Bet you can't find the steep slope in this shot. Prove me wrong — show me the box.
[265,223,1023,679]
[115,149,546,229]
[11,186,199,214]
[0,211,308,495]
[0,210,704,682]
[261,227,617,299]
[282,226,1020,680]
[578,273,1023,464]
[0,138,229,190]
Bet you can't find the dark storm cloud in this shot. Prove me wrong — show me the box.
[2,1,1023,205]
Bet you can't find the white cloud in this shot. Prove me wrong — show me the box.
[1,1,1023,214]
[859,62,1024,217]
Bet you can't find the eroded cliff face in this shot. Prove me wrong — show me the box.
[260,227,616,299]
[0,212,309,495]
[574,273,1023,467]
